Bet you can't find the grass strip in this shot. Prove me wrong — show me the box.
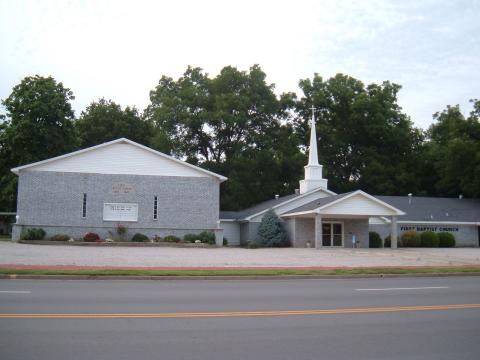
[1,267,480,277]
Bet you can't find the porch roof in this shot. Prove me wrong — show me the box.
[281,190,405,218]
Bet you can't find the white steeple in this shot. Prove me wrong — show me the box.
[299,106,328,194]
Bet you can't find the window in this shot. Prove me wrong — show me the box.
[82,193,87,218]
[153,196,158,220]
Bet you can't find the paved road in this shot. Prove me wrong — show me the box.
[0,277,479,360]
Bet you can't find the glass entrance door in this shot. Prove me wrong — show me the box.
[322,222,343,247]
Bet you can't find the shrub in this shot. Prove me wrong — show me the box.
[401,230,420,247]
[50,234,70,242]
[131,233,149,242]
[183,233,200,243]
[369,232,382,248]
[255,209,290,247]
[420,231,439,247]
[247,241,258,249]
[20,228,46,240]
[83,232,100,242]
[384,235,391,248]
[223,237,228,246]
[162,235,181,243]
[438,232,456,247]
[199,231,216,245]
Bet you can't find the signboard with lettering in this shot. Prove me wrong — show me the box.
[400,225,459,232]
[103,203,138,222]
[111,183,134,194]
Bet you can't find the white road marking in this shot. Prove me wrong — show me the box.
[355,286,450,291]
[0,290,31,294]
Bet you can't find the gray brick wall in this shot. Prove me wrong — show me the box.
[14,171,220,240]
[343,218,369,248]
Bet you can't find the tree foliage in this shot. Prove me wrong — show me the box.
[0,75,77,210]
[0,70,478,214]
[145,65,304,209]
[424,100,480,197]
[292,73,424,195]
[255,209,289,247]
[76,98,152,148]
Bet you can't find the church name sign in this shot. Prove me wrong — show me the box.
[111,183,134,194]
[103,203,138,222]
[400,225,459,233]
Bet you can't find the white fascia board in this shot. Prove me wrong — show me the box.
[316,190,406,216]
[11,138,227,182]
[281,210,317,218]
[397,221,478,225]
[243,187,337,221]
[219,219,237,222]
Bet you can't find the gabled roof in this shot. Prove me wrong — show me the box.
[282,190,405,217]
[375,195,480,223]
[11,138,227,182]
[220,187,337,221]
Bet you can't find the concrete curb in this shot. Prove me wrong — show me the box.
[1,272,480,281]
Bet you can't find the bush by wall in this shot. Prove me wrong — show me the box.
[369,232,383,248]
[420,231,439,247]
[163,235,181,243]
[83,232,100,242]
[20,228,46,240]
[255,209,290,247]
[401,230,420,247]
[131,233,149,242]
[50,234,70,242]
[199,231,216,245]
[384,235,391,248]
[438,232,456,247]
[183,233,199,243]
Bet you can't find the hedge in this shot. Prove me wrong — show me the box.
[369,232,383,248]
[401,230,420,247]
[420,231,439,247]
[20,228,46,240]
[438,232,456,247]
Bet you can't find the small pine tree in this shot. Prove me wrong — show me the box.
[255,209,290,247]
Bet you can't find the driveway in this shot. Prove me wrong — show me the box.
[1,242,480,268]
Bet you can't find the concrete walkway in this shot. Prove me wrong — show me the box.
[1,242,480,268]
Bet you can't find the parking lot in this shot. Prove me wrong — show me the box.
[1,242,480,268]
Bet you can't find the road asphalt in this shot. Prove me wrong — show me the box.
[0,276,479,360]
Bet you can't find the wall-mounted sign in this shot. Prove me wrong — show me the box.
[111,183,134,194]
[400,225,459,232]
[103,203,138,222]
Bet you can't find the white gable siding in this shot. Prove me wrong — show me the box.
[249,189,332,222]
[26,143,209,177]
[320,194,397,216]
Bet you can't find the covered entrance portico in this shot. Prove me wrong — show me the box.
[282,191,405,249]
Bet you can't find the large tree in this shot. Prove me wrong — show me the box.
[292,73,424,195]
[0,75,77,210]
[145,65,304,210]
[75,98,152,148]
[424,100,480,197]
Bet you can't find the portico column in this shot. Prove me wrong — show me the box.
[391,216,398,249]
[315,214,323,249]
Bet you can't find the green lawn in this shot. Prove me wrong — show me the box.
[0,235,11,241]
[1,266,480,277]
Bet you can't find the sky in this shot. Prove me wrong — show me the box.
[0,0,479,129]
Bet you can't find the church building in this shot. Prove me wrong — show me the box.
[10,110,480,247]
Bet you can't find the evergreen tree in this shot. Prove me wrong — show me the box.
[255,209,290,247]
